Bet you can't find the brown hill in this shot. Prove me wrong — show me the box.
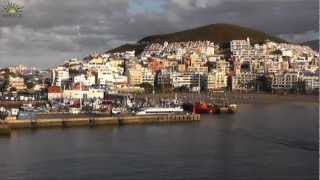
[107,23,287,54]
[139,23,286,44]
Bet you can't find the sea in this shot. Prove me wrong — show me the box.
[0,102,318,180]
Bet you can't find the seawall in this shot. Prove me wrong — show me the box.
[4,114,200,129]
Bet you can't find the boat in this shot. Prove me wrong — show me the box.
[112,107,124,115]
[69,107,81,114]
[219,104,238,113]
[182,102,237,114]
[136,107,184,115]
[183,102,219,114]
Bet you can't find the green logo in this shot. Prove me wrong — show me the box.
[2,0,23,17]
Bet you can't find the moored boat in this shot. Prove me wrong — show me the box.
[182,102,238,114]
[136,107,184,115]
[183,102,219,114]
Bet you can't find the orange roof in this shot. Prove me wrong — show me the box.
[48,86,62,93]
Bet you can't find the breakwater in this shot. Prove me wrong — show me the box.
[3,113,200,129]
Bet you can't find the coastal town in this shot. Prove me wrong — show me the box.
[0,38,319,120]
[0,0,318,178]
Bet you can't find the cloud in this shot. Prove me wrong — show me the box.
[279,30,319,43]
[0,0,318,67]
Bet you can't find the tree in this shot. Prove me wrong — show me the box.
[139,82,154,94]
[174,85,190,93]
[9,87,17,92]
[26,82,35,89]
[0,79,8,91]
[271,49,282,55]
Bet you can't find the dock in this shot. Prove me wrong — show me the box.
[4,113,200,129]
[0,123,10,136]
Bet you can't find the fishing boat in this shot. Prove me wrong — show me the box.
[182,102,237,114]
[182,102,219,114]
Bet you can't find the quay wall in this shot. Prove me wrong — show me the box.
[4,114,200,129]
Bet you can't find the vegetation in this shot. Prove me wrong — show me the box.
[139,82,154,94]
[106,43,145,55]
[271,49,282,55]
[174,85,190,93]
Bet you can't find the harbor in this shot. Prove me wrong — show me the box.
[0,92,240,136]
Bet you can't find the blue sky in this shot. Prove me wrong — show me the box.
[128,0,165,14]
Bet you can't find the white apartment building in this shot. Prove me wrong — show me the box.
[85,88,105,99]
[302,74,319,92]
[127,63,143,85]
[171,72,201,88]
[97,69,113,85]
[73,74,96,86]
[52,67,70,87]
[230,38,251,52]
[142,69,155,86]
[205,70,227,90]
[215,60,230,74]
[271,72,300,90]
[8,76,26,90]
[97,69,127,86]
[87,56,107,70]
[232,72,257,90]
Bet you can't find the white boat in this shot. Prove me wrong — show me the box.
[69,107,81,114]
[112,107,126,115]
[136,107,184,115]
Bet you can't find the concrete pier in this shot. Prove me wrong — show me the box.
[0,121,11,136]
[5,114,200,129]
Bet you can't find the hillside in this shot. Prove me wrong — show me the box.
[107,23,287,53]
[107,44,139,53]
[301,40,319,51]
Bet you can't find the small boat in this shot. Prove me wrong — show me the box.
[136,107,184,115]
[219,104,238,113]
[112,107,127,115]
[69,107,81,114]
[183,102,219,114]
[183,102,238,114]
[228,104,238,113]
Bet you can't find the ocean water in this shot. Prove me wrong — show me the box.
[0,103,318,180]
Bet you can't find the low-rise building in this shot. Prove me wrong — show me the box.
[205,70,227,90]
[127,63,143,85]
[171,72,201,89]
[52,67,70,87]
[232,72,257,90]
[302,73,319,92]
[271,72,301,90]
[8,76,26,91]
[47,86,63,100]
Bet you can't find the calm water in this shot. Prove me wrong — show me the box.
[0,103,318,180]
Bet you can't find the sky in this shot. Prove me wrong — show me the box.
[0,0,318,68]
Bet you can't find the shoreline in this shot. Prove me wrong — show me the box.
[138,92,318,105]
[0,92,317,110]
